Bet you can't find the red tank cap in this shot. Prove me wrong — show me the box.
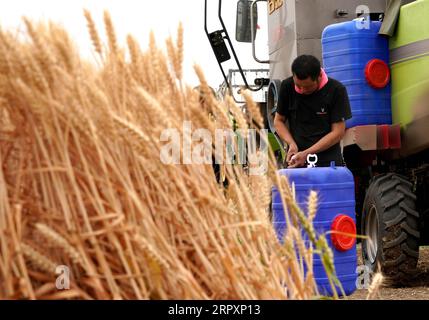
[331,214,356,251]
[365,59,390,89]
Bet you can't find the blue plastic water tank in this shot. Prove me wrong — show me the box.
[272,164,357,296]
[322,20,392,128]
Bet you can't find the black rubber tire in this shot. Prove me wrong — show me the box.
[361,173,420,285]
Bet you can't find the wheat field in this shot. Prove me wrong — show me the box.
[0,11,342,300]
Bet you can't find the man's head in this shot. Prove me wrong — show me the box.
[292,55,322,95]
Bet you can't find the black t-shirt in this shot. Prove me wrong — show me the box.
[276,77,352,167]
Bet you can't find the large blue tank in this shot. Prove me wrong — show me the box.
[322,20,392,128]
[272,163,357,296]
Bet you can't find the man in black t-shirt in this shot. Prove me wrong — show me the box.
[274,55,352,168]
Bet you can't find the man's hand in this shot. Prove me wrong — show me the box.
[288,151,308,168]
[274,113,299,166]
[285,143,298,165]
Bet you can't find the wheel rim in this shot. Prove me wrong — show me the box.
[365,205,379,265]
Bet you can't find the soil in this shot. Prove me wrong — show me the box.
[348,245,429,300]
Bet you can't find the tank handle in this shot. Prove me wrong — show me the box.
[307,154,318,168]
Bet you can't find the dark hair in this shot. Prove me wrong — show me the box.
[291,55,321,81]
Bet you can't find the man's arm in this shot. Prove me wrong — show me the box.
[274,113,295,146]
[274,113,298,163]
[306,121,346,155]
[288,121,346,168]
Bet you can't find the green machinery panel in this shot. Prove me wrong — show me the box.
[390,0,429,128]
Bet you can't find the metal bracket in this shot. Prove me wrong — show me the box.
[204,0,266,93]
[336,9,349,18]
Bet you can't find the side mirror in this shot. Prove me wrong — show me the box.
[236,0,258,43]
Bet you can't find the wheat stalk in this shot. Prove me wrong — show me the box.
[241,90,264,129]
[175,22,184,80]
[35,223,83,267]
[84,9,103,58]
[366,273,384,300]
[103,11,118,55]
[307,191,318,222]
[21,244,57,275]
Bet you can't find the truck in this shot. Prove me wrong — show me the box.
[204,0,429,285]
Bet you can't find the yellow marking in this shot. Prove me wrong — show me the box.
[269,0,284,15]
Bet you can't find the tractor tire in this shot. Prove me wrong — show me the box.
[361,173,420,285]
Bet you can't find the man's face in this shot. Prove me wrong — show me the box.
[293,75,320,95]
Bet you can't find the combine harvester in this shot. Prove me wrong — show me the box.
[205,0,429,294]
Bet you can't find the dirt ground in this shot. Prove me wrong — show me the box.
[348,245,429,300]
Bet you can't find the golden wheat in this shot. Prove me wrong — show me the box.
[366,273,384,300]
[84,9,103,58]
[35,223,83,267]
[0,12,336,300]
[21,244,57,275]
